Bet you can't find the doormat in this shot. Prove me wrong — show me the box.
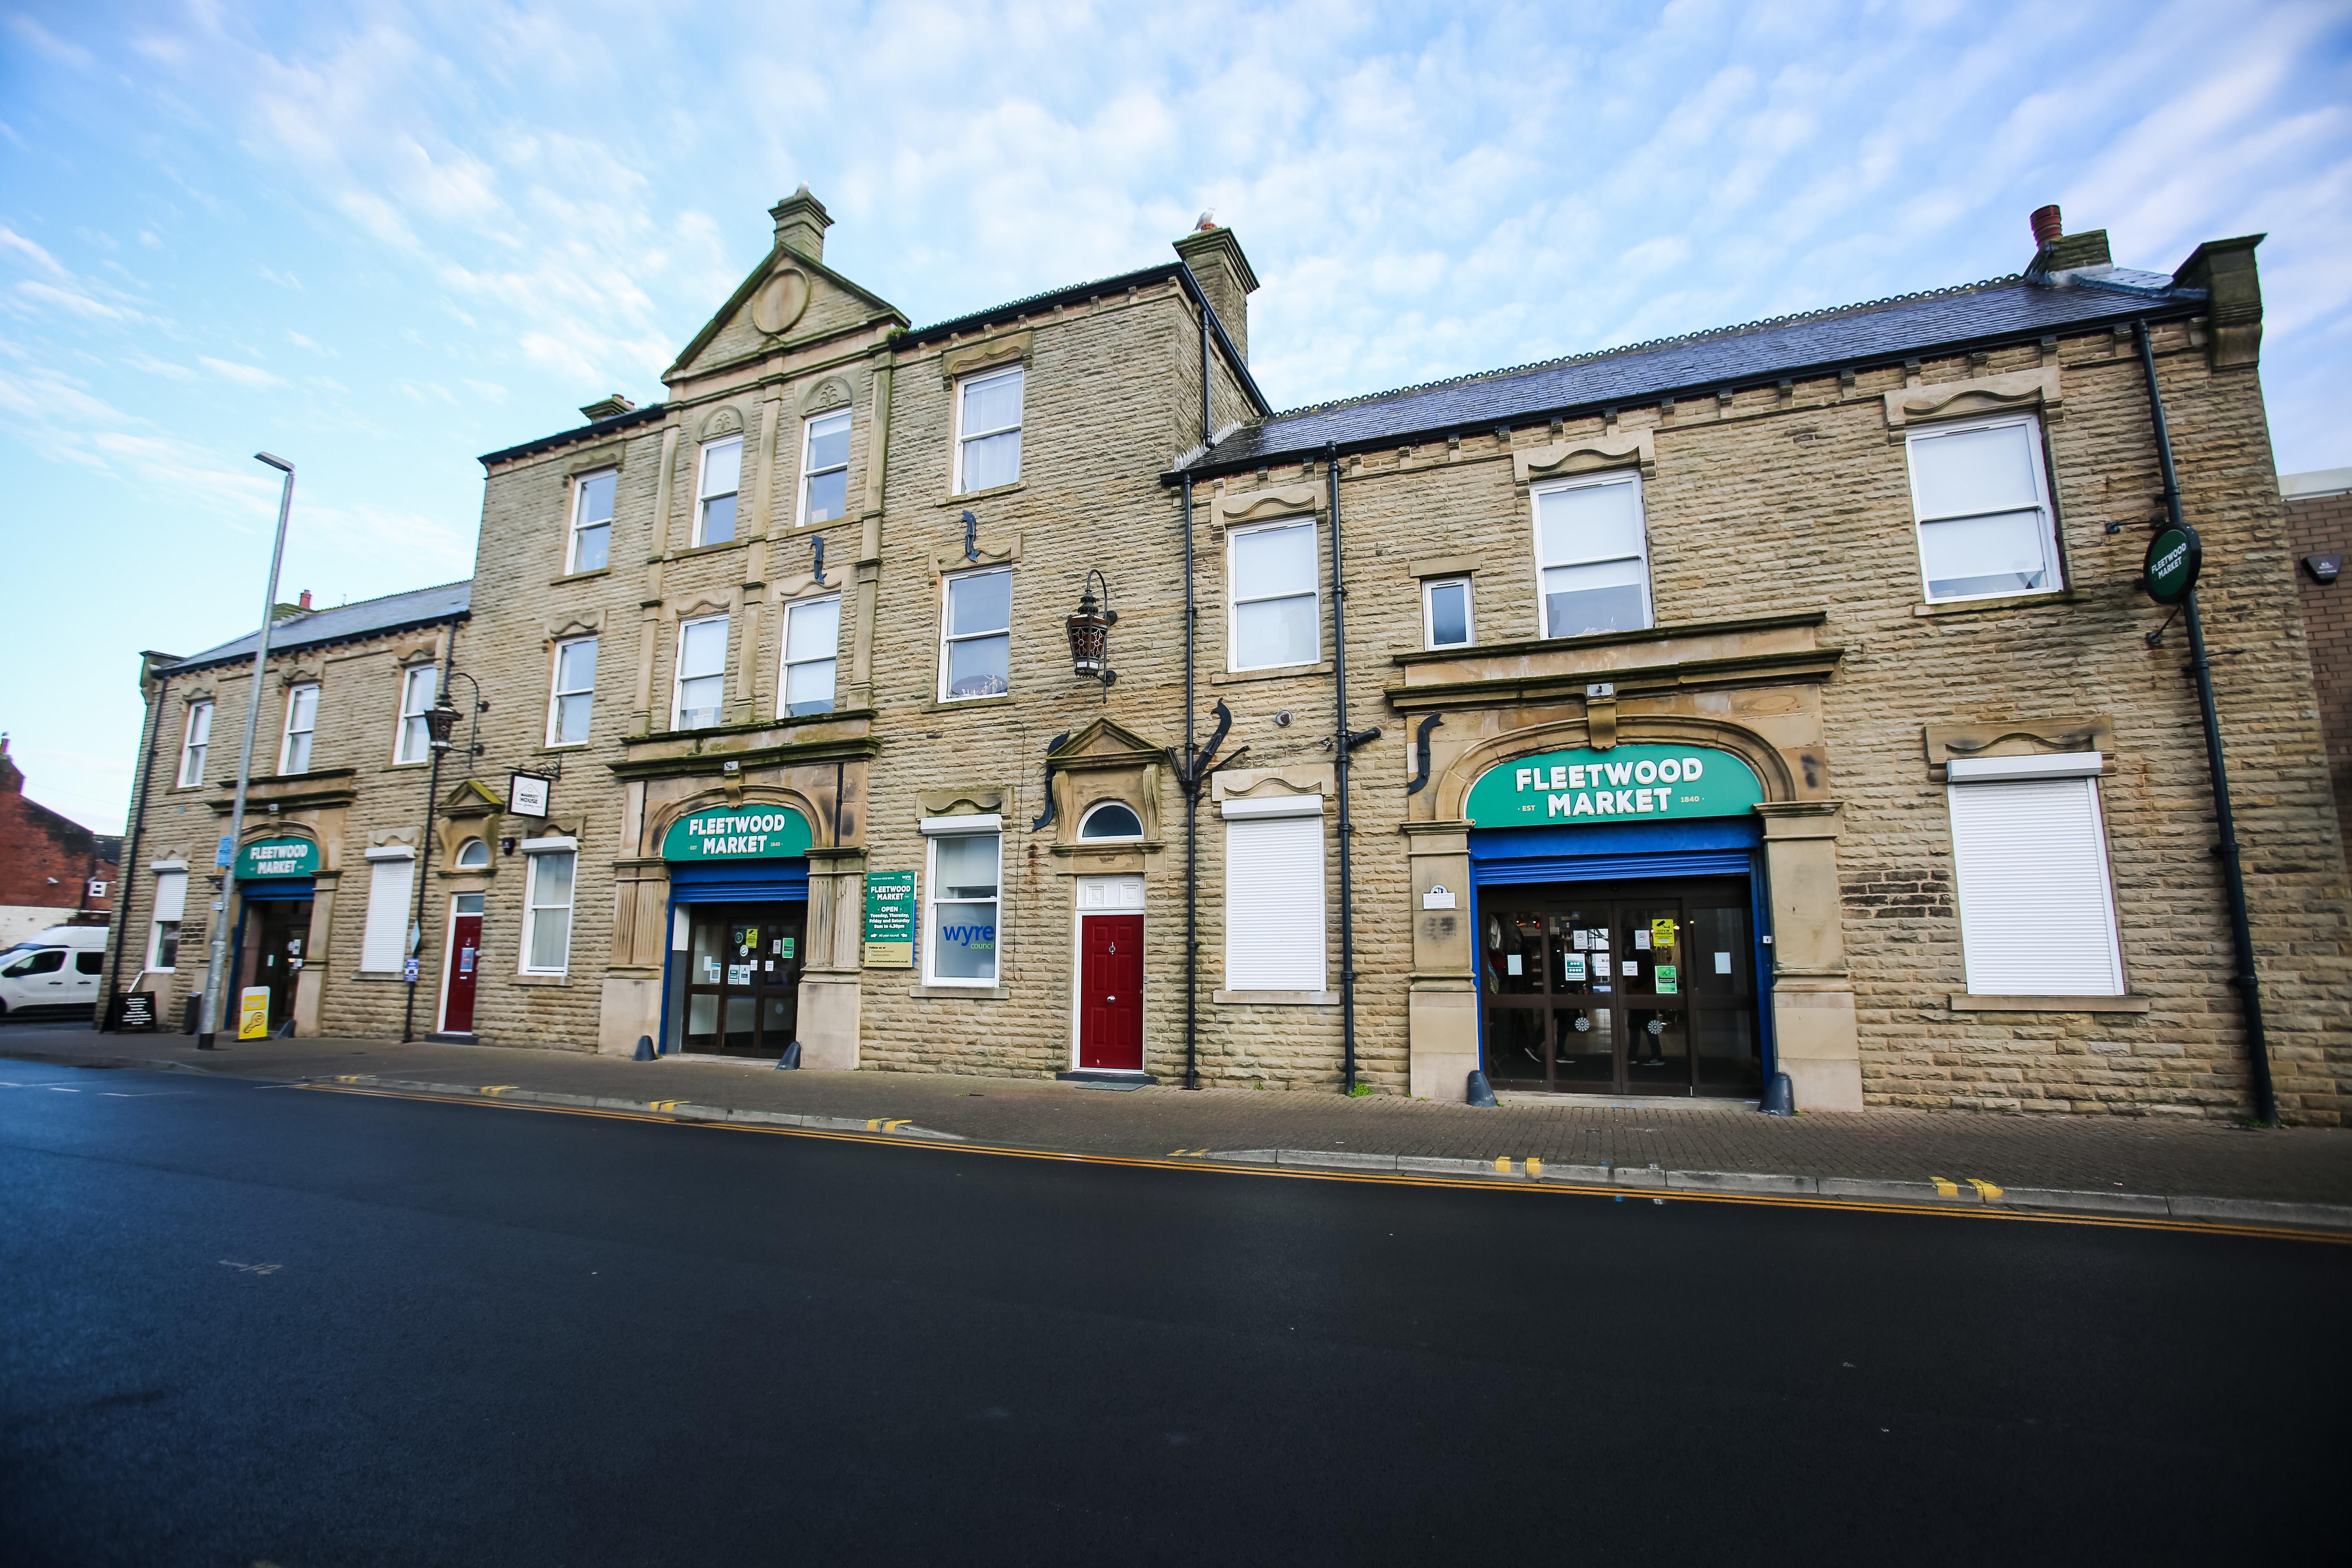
[1071,1080,1147,1092]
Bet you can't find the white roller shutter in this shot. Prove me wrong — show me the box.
[1948,775,2123,995]
[1224,812,1325,991]
[360,853,416,973]
[151,870,187,923]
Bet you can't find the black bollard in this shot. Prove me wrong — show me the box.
[633,1035,655,1062]
[1465,1069,1498,1108]
[1759,1071,1795,1116]
[776,1041,802,1070]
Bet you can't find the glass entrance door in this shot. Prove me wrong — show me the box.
[1479,878,1760,1097]
[681,903,806,1058]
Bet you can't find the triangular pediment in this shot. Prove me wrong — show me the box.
[666,245,907,384]
[440,778,505,815]
[1049,716,1167,767]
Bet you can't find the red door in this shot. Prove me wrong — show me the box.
[442,911,482,1033]
[1080,915,1143,1070]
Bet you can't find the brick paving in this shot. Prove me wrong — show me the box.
[11,1025,2350,1204]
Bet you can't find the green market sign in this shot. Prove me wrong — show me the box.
[2143,522,2202,605]
[1466,744,1764,827]
[862,869,917,968]
[659,805,813,862]
[236,835,320,880]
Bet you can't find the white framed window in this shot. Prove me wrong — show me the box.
[1222,796,1326,991]
[781,596,840,717]
[149,868,187,970]
[673,615,728,730]
[800,410,851,527]
[922,819,1002,986]
[1907,414,2061,603]
[278,682,318,774]
[394,665,438,764]
[1533,471,1651,638]
[1423,576,1474,650]
[696,435,743,546]
[1078,801,1144,841]
[569,468,615,573]
[548,636,597,746]
[455,837,490,869]
[177,700,213,787]
[1229,519,1320,670]
[359,847,416,973]
[1946,752,2123,996]
[521,843,577,975]
[954,366,1023,493]
[940,568,1011,700]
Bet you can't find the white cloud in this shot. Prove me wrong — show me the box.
[4,13,94,69]
[198,356,285,388]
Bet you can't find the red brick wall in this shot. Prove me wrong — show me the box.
[0,743,118,922]
[2287,488,2352,851]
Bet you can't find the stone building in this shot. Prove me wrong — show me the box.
[0,737,120,944]
[107,584,471,1037]
[104,194,2352,1123]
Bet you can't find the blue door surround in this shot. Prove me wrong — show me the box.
[1466,815,1776,1083]
[657,859,811,1054]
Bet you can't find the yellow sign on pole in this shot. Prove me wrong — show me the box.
[237,987,271,1040]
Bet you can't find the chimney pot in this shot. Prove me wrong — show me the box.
[2030,205,2064,247]
[298,590,312,610]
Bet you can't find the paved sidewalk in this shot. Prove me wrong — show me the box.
[8,1023,2349,1219]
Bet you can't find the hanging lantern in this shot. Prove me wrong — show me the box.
[1065,570,1118,687]
[424,692,461,752]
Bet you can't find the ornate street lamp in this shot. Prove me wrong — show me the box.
[1065,570,1118,688]
[424,691,461,752]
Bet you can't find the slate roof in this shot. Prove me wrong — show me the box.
[1187,267,2206,476]
[162,581,472,676]
[480,402,667,468]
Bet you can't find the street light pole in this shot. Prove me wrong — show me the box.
[197,452,296,1049]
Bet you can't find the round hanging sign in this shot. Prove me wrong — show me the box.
[2143,523,2202,605]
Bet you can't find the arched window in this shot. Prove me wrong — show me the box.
[455,837,490,868]
[1078,802,1143,840]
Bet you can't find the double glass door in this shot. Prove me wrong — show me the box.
[682,904,806,1057]
[1481,880,1761,1097]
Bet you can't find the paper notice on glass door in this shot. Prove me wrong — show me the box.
[1714,951,1733,975]
[1563,953,1587,982]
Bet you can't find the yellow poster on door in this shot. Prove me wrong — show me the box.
[237,986,271,1040]
[1650,918,1678,951]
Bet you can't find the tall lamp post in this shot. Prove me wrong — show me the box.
[197,451,296,1049]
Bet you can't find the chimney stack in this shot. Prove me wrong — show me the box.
[770,185,833,264]
[579,392,637,421]
[298,590,312,611]
[1172,215,1261,363]
[2027,203,2112,275]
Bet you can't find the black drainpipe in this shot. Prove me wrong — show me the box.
[1182,476,1200,1091]
[2136,319,2276,1126]
[1326,444,1379,1093]
[401,618,461,1043]
[100,664,168,1031]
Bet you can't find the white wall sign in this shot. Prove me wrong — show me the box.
[508,772,551,817]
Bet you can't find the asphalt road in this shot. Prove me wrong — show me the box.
[3,1060,2343,1567]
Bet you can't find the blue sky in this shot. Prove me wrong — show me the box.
[4,0,2349,833]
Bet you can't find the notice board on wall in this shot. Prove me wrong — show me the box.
[862,870,916,968]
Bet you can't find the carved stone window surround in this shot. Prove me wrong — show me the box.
[1881,365,2062,442]
[1510,428,1655,486]
[940,330,1033,383]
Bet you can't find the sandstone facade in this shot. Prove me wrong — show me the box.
[105,199,2352,1125]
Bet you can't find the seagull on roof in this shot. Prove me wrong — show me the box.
[1196,211,1218,231]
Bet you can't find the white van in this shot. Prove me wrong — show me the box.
[0,925,111,1019]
